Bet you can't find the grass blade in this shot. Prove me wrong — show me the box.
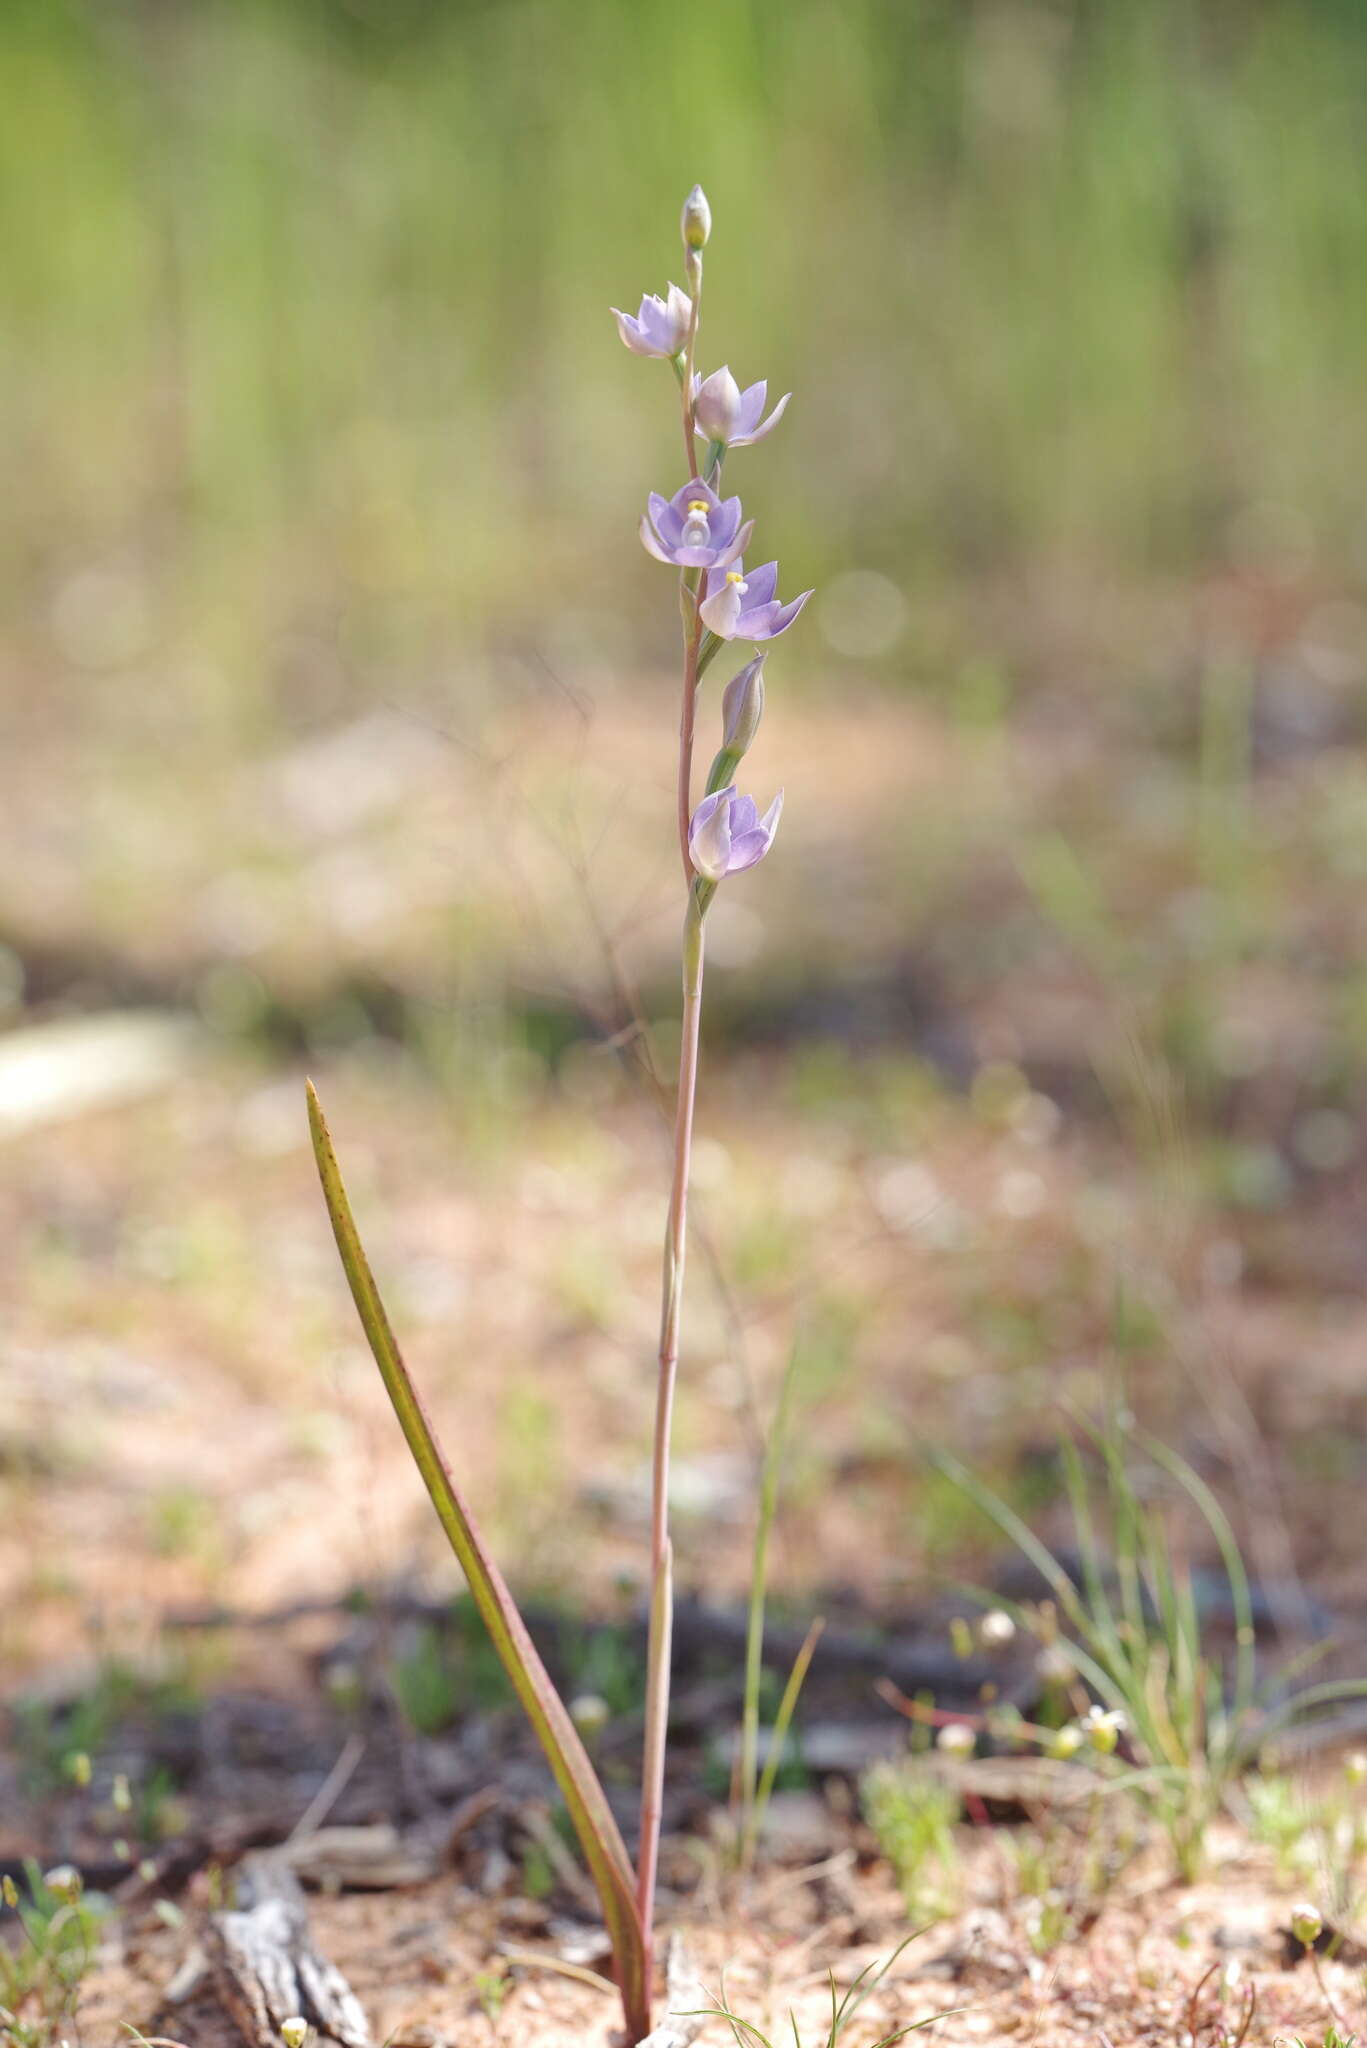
[306,1081,648,2038]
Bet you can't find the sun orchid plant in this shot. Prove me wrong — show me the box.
[305,185,809,2044]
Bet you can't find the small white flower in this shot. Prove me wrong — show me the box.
[281,2019,310,2048]
[1291,1902,1323,1948]
[936,1721,976,1759]
[1046,1725,1084,1761]
[979,1610,1016,1648]
[569,1693,610,1739]
[1080,1705,1126,1755]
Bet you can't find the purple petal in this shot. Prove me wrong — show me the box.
[613,309,654,356]
[729,794,760,836]
[640,514,675,564]
[759,790,784,838]
[670,476,720,519]
[740,561,779,609]
[699,581,744,638]
[692,786,732,830]
[689,792,735,880]
[736,381,768,435]
[710,495,744,548]
[718,518,754,568]
[765,590,813,637]
[649,491,683,547]
[734,390,790,446]
[726,830,771,872]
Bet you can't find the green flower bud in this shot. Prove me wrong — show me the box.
[1291,1902,1322,1949]
[681,184,712,250]
[721,654,766,756]
[2,1875,18,1909]
[282,2019,310,2048]
[66,1751,92,1788]
[1046,1725,1084,1761]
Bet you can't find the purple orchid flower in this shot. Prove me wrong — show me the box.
[688,785,784,883]
[698,559,812,642]
[611,284,692,359]
[692,368,790,449]
[641,477,753,571]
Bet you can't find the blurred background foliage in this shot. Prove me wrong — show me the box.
[6,0,1367,721]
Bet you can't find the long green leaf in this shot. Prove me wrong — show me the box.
[306,1082,648,2039]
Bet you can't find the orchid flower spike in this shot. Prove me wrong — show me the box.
[611,284,692,359]
[693,369,790,449]
[641,478,753,571]
[688,785,783,882]
[699,559,812,642]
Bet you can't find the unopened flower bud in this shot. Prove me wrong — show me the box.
[721,655,765,756]
[1046,1725,1084,1761]
[1346,1751,1367,1787]
[282,2017,310,2048]
[112,1773,132,1814]
[1291,1902,1323,1948]
[2,1875,18,1909]
[569,1693,610,1740]
[936,1721,975,1759]
[949,1616,974,1660]
[66,1751,91,1788]
[44,1865,82,1905]
[979,1610,1016,1648]
[693,367,743,445]
[681,184,711,250]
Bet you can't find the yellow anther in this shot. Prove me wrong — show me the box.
[687,500,709,515]
[726,570,745,586]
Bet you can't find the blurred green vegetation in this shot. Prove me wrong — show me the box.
[4,0,1367,736]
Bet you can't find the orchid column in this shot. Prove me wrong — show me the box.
[614,185,811,1984]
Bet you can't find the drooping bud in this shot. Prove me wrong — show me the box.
[681,185,711,250]
[721,654,765,755]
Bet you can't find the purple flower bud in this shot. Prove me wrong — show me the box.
[680,184,712,250]
[720,653,766,754]
[611,284,692,359]
[688,785,783,882]
[641,477,754,571]
[692,370,790,450]
[699,560,812,643]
